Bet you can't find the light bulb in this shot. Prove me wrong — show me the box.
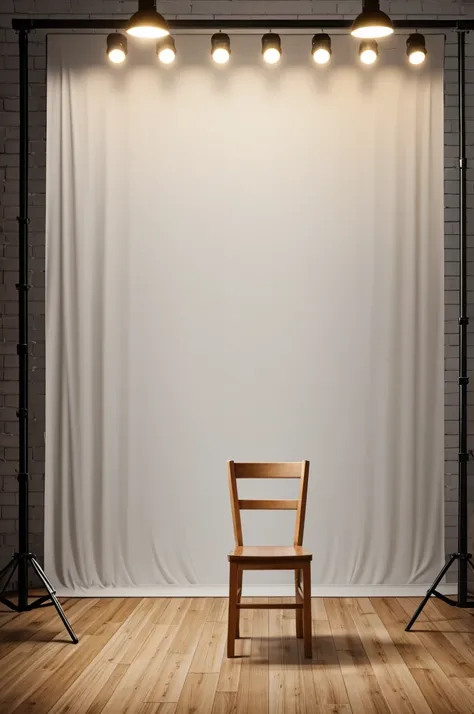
[409,50,426,65]
[264,47,281,64]
[313,48,331,65]
[109,48,126,63]
[159,48,175,63]
[353,25,393,39]
[360,48,377,64]
[360,40,378,65]
[361,49,377,64]
[129,26,167,38]
[213,47,230,64]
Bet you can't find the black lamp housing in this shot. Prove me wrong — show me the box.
[261,32,282,57]
[312,33,332,59]
[406,33,427,63]
[126,0,169,38]
[211,32,231,58]
[106,33,128,60]
[359,39,379,62]
[351,0,394,38]
[157,35,177,61]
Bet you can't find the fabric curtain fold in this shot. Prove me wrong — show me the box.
[45,34,445,594]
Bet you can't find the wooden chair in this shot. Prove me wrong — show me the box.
[227,460,312,659]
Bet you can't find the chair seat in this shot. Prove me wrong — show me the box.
[228,545,312,562]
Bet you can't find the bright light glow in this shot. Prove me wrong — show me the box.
[212,47,230,64]
[108,48,126,64]
[263,47,281,64]
[351,25,393,39]
[351,5,394,40]
[409,50,426,65]
[313,48,331,64]
[127,25,169,38]
[126,6,169,38]
[360,48,377,65]
[159,47,176,64]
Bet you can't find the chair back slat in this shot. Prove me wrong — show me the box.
[227,461,310,547]
[234,462,302,479]
[238,499,298,510]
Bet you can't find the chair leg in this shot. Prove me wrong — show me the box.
[227,562,238,658]
[302,562,312,659]
[295,568,303,638]
[236,568,242,638]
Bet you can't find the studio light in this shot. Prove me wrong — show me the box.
[107,33,128,64]
[211,33,231,64]
[126,0,169,39]
[157,35,176,64]
[262,33,282,64]
[312,33,332,64]
[359,40,378,65]
[351,0,393,39]
[407,33,427,65]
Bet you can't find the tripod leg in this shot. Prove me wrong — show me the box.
[28,557,78,644]
[0,558,19,595]
[0,555,19,581]
[0,559,20,610]
[29,556,56,593]
[0,560,15,580]
[406,554,458,631]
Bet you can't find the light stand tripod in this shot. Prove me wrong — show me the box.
[0,29,77,644]
[406,29,474,630]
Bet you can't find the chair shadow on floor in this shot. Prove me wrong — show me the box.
[233,633,359,666]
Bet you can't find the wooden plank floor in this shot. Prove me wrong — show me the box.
[0,596,474,713]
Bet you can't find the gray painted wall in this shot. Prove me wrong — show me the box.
[0,0,473,588]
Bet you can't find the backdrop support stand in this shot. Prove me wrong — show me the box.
[406,29,474,630]
[0,28,78,645]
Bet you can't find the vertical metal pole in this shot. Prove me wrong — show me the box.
[139,0,157,11]
[364,0,382,12]
[17,28,29,611]
[457,29,469,606]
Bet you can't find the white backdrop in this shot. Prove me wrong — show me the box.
[46,33,445,595]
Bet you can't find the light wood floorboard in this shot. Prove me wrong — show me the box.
[0,596,473,713]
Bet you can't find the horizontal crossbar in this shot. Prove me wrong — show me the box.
[434,591,474,608]
[239,499,298,510]
[28,595,54,609]
[235,562,310,570]
[237,603,303,610]
[0,596,19,611]
[12,18,474,31]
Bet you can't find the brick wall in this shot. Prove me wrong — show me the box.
[0,0,473,589]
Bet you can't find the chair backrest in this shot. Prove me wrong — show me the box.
[227,461,310,547]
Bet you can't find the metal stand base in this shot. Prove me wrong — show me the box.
[405,553,474,631]
[0,553,78,644]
